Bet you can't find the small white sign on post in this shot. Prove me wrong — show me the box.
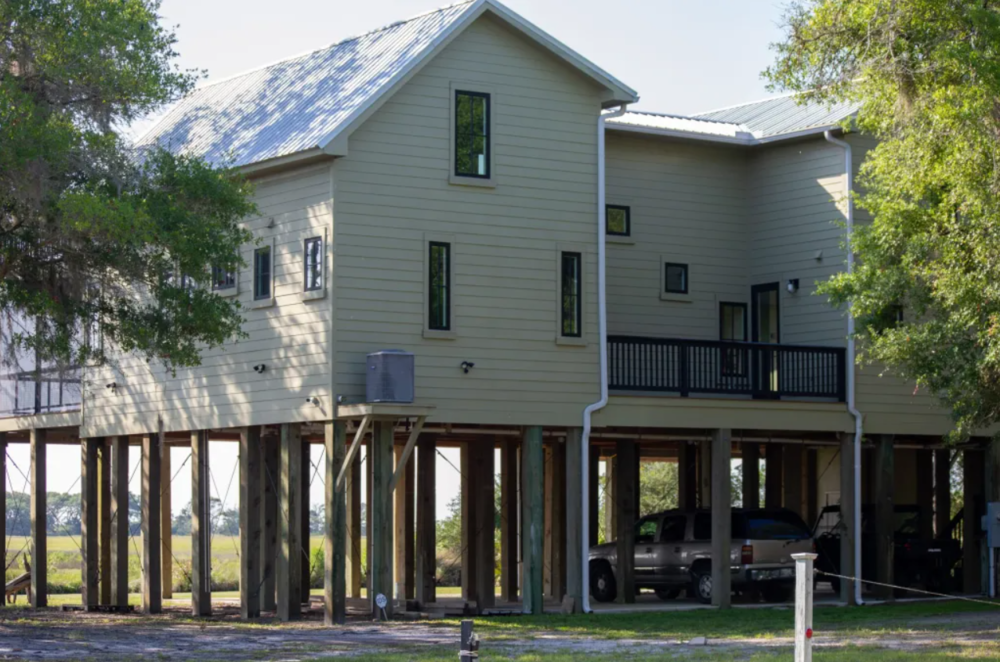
[792,552,818,662]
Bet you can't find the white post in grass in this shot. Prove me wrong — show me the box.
[793,552,818,662]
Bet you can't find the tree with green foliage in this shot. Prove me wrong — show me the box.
[1,0,254,372]
[767,1,1000,439]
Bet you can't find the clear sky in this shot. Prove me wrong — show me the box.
[8,0,789,524]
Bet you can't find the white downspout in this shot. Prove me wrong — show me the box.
[824,130,865,606]
[581,103,628,614]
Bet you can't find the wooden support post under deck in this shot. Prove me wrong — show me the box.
[916,449,934,540]
[300,441,311,602]
[604,455,616,542]
[500,438,519,602]
[98,438,112,605]
[549,441,566,601]
[366,441,373,597]
[698,438,711,508]
[587,444,599,548]
[81,437,100,610]
[783,445,803,516]
[873,435,895,600]
[521,426,544,614]
[277,423,302,621]
[741,442,760,510]
[839,433,857,605]
[191,430,212,616]
[346,450,362,599]
[934,449,951,539]
[393,445,415,601]
[160,444,172,599]
[614,439,636,605]
[474,440,496,612]
[565,428,583,614]
[261,434,279,611]
[111,435,129,610]
[370,420,394,619]
[461,442,477,603]
[30,428,47,608]
[141,429,162,614]
[711,429,732,609]
[806,448,818,525]
[677,442,696,511]
[415,436,437,607]
[240,426,262,619]
[325,421,347,625]
[765,444,783,509]
[964,448,985,594]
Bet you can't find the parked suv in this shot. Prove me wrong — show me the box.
[589,508,814,604]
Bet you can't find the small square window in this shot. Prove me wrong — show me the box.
[455,91,490,178]
[664,263,688,294]
[304,237,323,292]
[253,246,271,300]
[212,266,235,291]
[606,205,630,236]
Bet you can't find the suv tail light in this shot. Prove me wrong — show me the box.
[741,545,754,565]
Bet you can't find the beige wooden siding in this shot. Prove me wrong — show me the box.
[748,140,849,348]
[332,14,604,426]
[81,163,334,437]
[844,134,954,435]
[605,133,749,339]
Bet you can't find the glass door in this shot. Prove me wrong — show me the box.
[751,283,780,397]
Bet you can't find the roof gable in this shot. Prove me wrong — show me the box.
[135,0,637,169]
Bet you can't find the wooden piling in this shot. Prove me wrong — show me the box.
[277,423,302,621]
[240,426,262,619]
[521,426,544,615]
[81,438,100,610]
[191,430,212,616]
[141,429,162,613]
[325,421,347,625]
[111,435,129,610]
[710,429,732,609]
[415,436,437,607]
[614,439,636,604]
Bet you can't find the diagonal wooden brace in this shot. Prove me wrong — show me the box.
[334,415,370,492]
[389,416,426,494]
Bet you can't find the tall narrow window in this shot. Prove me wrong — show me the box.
[720,302,748,376]
[253,246,271,300]
[428,242,451,331]
[455,91,490,178]
[212,266,235,291]
[606,205,630,236]
[304,237,323,292]
[561,252,582,338]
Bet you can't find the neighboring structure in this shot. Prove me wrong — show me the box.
[0,0,992,620]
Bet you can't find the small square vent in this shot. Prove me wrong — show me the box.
[366,350,415,404]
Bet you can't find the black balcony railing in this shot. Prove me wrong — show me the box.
[0,364,82,418]
[608,336,847,402]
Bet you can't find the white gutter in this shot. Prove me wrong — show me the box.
[824,130,865,607]
[581,103,629,614]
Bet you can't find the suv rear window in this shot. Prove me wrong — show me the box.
[740,511,811,540]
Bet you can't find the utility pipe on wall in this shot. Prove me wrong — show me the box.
[824,130,864,607]
[581,103,628,614]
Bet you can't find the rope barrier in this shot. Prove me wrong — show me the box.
[813,569,1000,608]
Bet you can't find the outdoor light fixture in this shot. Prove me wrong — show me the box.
[253,363,267,374]
[306,396,320,406]
[106,382,117,393]
[787,279,800,294]
[461,361,475,374]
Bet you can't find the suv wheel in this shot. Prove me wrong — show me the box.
[590,562,617,603]
[692,570,712,604]
[654,588,681,601]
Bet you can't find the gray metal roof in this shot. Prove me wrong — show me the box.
[608,111,751,140]
[135,2,476,167]
[135,0,637,169]
[693,93,857,138]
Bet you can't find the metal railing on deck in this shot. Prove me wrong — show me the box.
[0,364,81,417]
[608,335,847,402]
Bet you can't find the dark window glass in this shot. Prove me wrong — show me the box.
[634,518,657,544]
[720,302,748,376]
[212,266,235,291]
[659,515,687,543]
[304,237,323,292]
[561,252,582,337]
[428,242,450,330]
[606,205,630,236]
[693,513,711,541]
[664,263,688,294]
[254,246,271,300]
[455,91,490,178]
[742,510,811,540]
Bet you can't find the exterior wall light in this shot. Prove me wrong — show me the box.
[253,363,267,374]
[787,279,800,294]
